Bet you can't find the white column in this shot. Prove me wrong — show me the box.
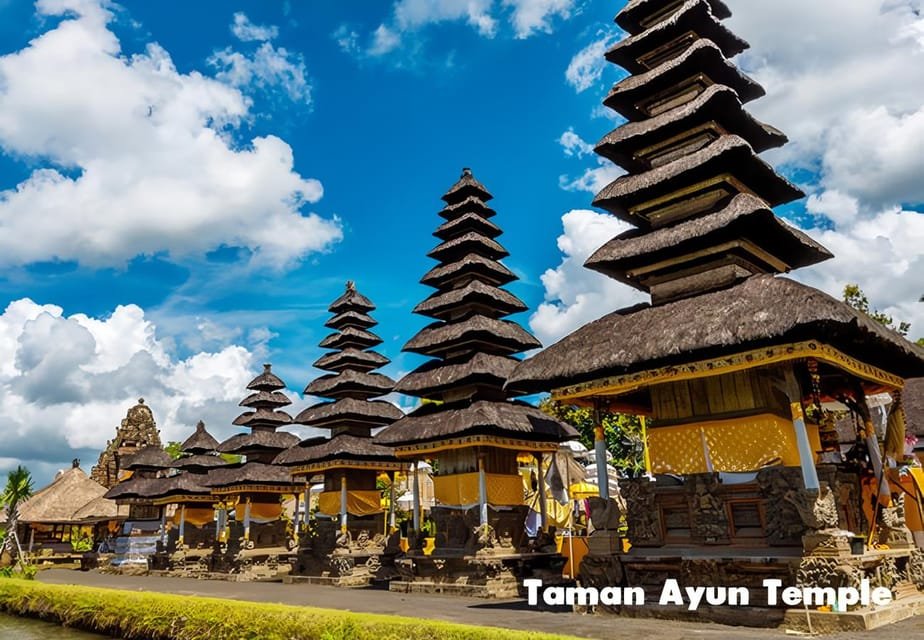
[412,463,421,531]
[243,497,252,542]
[304,487,311,526]
[159,507,167,546]
[293,492,301,537]
[536,452,548,532]
[178,504,186,546]
[388,471,396,532]
[478,454,488,527]
[594,425,610,500]
[339,474,348,533]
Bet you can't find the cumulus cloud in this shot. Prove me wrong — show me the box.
[0,0,340,269]
[557,128,623,194]
[503,0,575,38]
[565,29,620,92]
[209,41,313,104]
[230,12,279,42]
[0,298,289,482]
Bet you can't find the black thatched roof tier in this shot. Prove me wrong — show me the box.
[374,400,578,448]
[319,326,383,350]
[434,212,503,241]
[906,378,924,438]
[180,420,219,454]
[593,135,804,226]
[420,253,517,289]
[217,429,299,454]
[506,276,924,395]
[585,194,833,287]
[395,352,519,398]
[295,397,404,428]
[604,39,764,121]
[205,461,302,489]
[144,473,211,500]
[607,0,747,74]
[413,279,528,320]
[304,370,396,399]
[442,168,493,204]
[596,84,786,172]
[427,232,509,262]
[313,347,390,373]
[174,454,228,471]
[239,390,292,409]
[246,363,286,391]
[103,476,160,501]
[325,310,377,330]
[329,282,375,313]
[616,0,731,35]
[275,433,401,466]
[232,407,293,428]
[122,445,171,471]
[404,315,542,357]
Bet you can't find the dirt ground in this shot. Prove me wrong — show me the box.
[36,569,924,640]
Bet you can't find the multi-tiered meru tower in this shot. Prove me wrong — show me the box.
[276,282,406,585]
[375,169,576,597]
[509,0,924,622]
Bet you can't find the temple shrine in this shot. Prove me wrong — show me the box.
[507,0,924,624]
[91,398,162,489]
[374,168,578,597]
[276,282,406,585]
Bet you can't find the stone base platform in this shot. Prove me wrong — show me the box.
[283,573,373,588]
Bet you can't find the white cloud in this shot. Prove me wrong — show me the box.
[558,127,593,157]
[565,29,620,92]
[394,0,497,37]
[369,24,402,56]
[209,42,313,104]
[0,0,340,269]
[231,12,279,42]
[503,0,575,38]
[557,128,623,194]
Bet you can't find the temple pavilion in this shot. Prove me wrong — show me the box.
[374,168,577,597]
[205,364,302,573]
[507,0,924,617]
[276,282,406,584]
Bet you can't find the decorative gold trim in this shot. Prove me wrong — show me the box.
[289,460,408,477]
[150,495,214,506]
[552,341,904,402]
[211,484,301,496]
[393,435,561,458]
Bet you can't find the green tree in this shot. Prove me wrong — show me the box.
[164,441,183,460]
[843,284,911,336]
[1,465,34,569]
[539,398,646,475]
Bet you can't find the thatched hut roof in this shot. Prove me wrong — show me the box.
[605,40,764,120]
[295,398,403,428]
[438,195,497,221]
[305,370,396,399]
[395,352,519,398]
[593,135,804,223]
[103,476,160,501]
[313,347,390,373]
[329,282,375,314]
[905,378,924,438]
[174,454,228,471]
[404,315,541,357]
[325,310,377,330]
[275,434,400,466]
[239,390,292,409]
[180,420,219,454]
[434,212,502,240]
[420,253,516,289]
[442,168,492,204]
[217,429,299,455]
[19,465,123,524]
[144,473,212,500]
[122,445,171,471]
[413,280,528,320]
[232,408,293,428]
[246,363,286,391]
[205,462,302,489]
[428,232,509,262]
[374,400,578,447]
[617,0,731,34]
[507,275,924,395]
[319,326,383,350]
[607,0,747,74]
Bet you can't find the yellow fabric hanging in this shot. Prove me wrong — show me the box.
[432,473,524,506]
[233,502,282,523]
[525,490,573,529]
[174,506,214,527]
[317,490,382,516]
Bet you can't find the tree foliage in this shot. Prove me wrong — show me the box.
[1,465,34,570]
[539,398,646,475]
[843,284,911,336]
[164,441,183,460]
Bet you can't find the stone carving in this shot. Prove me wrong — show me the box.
[91,398,162,488]
[796,556,861,594]
[907,549,924,589]
[588,496,623,531]
[622,478,663,546]
[786,485,839,532]
[759,467,811,545]
[878,495,915,549]
[689,474,729,542]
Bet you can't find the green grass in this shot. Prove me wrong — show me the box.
[0,579,579,640]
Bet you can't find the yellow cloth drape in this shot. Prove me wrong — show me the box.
[525,491,573,528]
[317,490,382,516]
[432,472,523,506]
[647,413,819,474]
[174,507,213,527]
[233,502,282,523]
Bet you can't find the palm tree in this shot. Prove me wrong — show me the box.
[1,466,34,568]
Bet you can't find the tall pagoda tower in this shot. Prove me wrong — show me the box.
[375,169,576,597]
[276,282,406,583]
[206,364,302,567]
[508,0,924,611]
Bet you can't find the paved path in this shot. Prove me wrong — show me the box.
[37,570,924,639]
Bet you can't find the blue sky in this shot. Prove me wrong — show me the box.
[1,0,922,485]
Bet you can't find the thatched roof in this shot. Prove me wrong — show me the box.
[246,364,286,391]
[434,212,502,240]
[232,408,293,428]
[905,378,924,438]
[420,253,516,289]
[313,347,390,373]
[585,193,833,286]
[325,310,377,330]
[295,397,404,428]
[180,420,219,454]
[404,315,541,357]
[122,445,171,471]
[428,232,509,262]
[604,39,764,120]
[329,282,375,313]
[442,168,492,204]
[19,466,122,524]
[217,429,299,454]
[374,400,578,447]
[617,0,731,34]
[438,195,497,221]
[319,326,383,350]
[103,476,163,501]
[205,462,302,488]
[607,0,747,74]
[596,84,786,171]
[507,275,924,395]
[413,279,528,320]
[144,473,212,500]
[395,352,519,397]
[593,135,804,224]
[239,390,292,409]
[174,454,228,471]
[304,370,396,399]
[275,433,400,466]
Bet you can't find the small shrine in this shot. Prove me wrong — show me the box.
[91,398,162,489]
[375,168,577,597]
[276,282,407,585]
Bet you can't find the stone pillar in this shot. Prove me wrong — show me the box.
[594,425,610,500]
